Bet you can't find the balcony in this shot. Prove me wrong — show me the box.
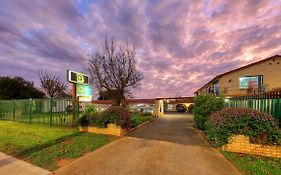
[217,85,268,97]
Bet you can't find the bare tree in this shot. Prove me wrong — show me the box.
[38,70,67,98]
[86,36,143,106]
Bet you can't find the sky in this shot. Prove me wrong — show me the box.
[0,0,281,98]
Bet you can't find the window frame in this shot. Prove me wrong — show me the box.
[239,75,263,89]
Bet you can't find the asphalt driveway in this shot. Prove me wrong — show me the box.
[54,113,240,175]
[126,113,210,146]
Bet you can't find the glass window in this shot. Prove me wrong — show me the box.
[239,76,262,89]
[213,81,219,96]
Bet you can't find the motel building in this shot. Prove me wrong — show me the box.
[92,97,194,117]
[194,55,281,97]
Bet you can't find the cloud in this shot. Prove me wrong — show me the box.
[0,0,281,98]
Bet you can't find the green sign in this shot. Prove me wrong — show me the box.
[76,84,93,102]
[67,70,89,84]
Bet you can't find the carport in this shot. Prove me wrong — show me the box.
[153,97,193,117]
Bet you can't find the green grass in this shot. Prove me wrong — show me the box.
[221,151,281,175]
[26,132,116,171]
[0,121,116,171]
[130,113,154,128]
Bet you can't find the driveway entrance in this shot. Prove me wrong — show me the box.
[54,113,240,175]
[127,113,209,146]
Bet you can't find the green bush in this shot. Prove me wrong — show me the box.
[205,107,281,147]
[103,106,131,129]
[83,105,97,114]
[78,114,89,127]
[130,113,153,128]
[187,104,193,113]
[78,106,132,129]
[77,105,98,126]
[193,94,224,130]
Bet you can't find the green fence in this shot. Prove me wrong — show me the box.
[0,98,79,127]
[225,96,281,123]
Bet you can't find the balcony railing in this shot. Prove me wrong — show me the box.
[210,85,270,97]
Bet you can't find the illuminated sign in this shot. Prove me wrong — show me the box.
[76,84,92,102]
[67,70,89,84]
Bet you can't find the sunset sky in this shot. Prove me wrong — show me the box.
[0,0,281,98]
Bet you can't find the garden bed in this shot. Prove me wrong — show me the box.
[130,113,154,128]
[79,114,154,137]
[221,135,281,158]
[79,123,126,137]
[192,94,281,175]
[78,105,154,137]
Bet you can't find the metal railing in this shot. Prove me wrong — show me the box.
[203,85,270,97]
[225,91,281,124]
[0,98,79,127]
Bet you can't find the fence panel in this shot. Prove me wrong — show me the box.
[0,98,79,127]
[226,96,281,123]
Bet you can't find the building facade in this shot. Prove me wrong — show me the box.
[195,55,281,97]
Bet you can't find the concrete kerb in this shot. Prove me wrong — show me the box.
[121,118,155,137]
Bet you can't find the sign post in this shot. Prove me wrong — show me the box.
[67,70,92,127]
[71,83,76,127]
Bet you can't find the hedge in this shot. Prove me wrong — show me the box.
[205,107,281,147]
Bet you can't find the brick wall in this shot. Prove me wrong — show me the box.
[222,135,281,158]
[80,123,125,137]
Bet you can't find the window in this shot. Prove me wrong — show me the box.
[213,81,219,96]
[167,104,173,110]
[239,75,263,89]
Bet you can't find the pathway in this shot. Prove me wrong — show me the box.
[0,152,50,175]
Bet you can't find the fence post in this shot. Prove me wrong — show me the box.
[75,97,79,127]
[50,99,53,127]
[29,98,32,124]
[13,99,16,121]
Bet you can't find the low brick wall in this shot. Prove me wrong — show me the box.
[221,135,281,158]
[79,124,125,137]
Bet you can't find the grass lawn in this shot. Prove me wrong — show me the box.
[221,151,281,175]
[0,121,117,171]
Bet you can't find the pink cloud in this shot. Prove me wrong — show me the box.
[0,0,281,98]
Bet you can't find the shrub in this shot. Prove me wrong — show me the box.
[78,114,89,127]
[130,113,153,128]
[78,105,101,127]
[205,107,281,147]
[102,106,131,129]
[77,105,98,127]
[78,106,131,129]
[83,105,97,114]
[193,94,224,130]
[187,104,193,113]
